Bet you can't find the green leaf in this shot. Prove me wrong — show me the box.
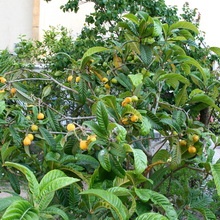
[4,162,39,200]
[0,100,5,114]
[122,104,142,120]
[175,85,188,106]
[82,46,109,60]
[7,171,21,194]
[0,196,25,212]
[1,200,39,220]
[140,117,151,135]
[83,121,108,139]
[125,33,140,55]
[145,110,163,130]
[170,143,182,169]
[15,89,34,104]
[135,189,178,220]
[1,142,15,162]
[189,94,219,110]
[98,149,112,172]
[110,155,126,178]
[159,73,190,86]
[9,125,22,146]
[75,153,100,169]
[140,45,152,66]
[160,118,181,132]
[123,13,139,25]
[128,73,143,87]
[80,189,129,220]
[136,213,169,220]
[132,149,148,174]
[42,85,51,98]
[210,163,220,196]
[170,21,199,34]
[210,47,220,56]
[152,150,170,164]
[114,123,127,143]
[43,206,69,220]
[192,207,216,220]
[46,108,61,132]
[39,127,57,148]
[78,78,87,104]
[96,101,109,134]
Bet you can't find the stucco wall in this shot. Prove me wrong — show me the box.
[0,0,34,51]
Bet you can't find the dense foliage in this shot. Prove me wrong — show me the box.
[1,1,220,219]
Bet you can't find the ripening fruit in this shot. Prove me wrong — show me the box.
[37,113,45,120]
[102,77,109,83]
[80,140,88,150]
[90,137,97,142]
[67,123,75,132]
[75,76,81,83]
[27,133,34,141]
[23,137,31,146]
[131,95,138,101]
[10,88,17,94]
[121,101,127,107]
[124,97,132,103]
[103,62,108,67]
[179,140,187,147]
[0,77,6,83]
[26,116,31,120]
[192,134,199,142]
[111,78,117,84]
[67,75,73,82]
[121,118,129,125]
[130,115,139,122]
[188,146,197,154]
[104,84,110,89]
[0,89,5,93]
[31,124,38,131]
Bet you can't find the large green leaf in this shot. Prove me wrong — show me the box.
[175,85,188,106]
[78,78,87,104]
[0,196,25,212]
[98,149,112,172]
[140,45,153,66]
[1,200,39,220]
[210,47,220,56]
[80,189,129,220]
[140,117,151,135]
[189,94,220,111]
[135,188,178,220]
[46,108,61,132]
[169,21,199,34]
[159,73,190,86]
[9,125,22,147]
[4,162,39,200]
[132,149,148,174]
[39,127,57,148]
[129,73,143,87]
[136,213,169,220]
[43,206,69,220]
[160,118,181,132]
[82,46,109,60]
[96,101,109,134]
[110,155,126,178]
[192,207,216,220]
[15,89,35,104]
[210,163,220,196]
[0,100,5,114]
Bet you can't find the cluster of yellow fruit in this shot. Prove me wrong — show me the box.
[101,77,110,89]
[0,76,6,93]
[179,134,199,154]
[121,114,139,125]
[121,96,138,107]
[23,134,34,146]
[80,135,97,150]
[67,75,81,83]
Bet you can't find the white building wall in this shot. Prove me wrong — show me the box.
[0,0,34,51]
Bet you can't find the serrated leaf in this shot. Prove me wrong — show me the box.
[128,73,143,87]
[96,101,109,134]
[132,149,148,174]
[75,153,99,169]
[46,108,61,132]
[140,45,152,66]
[39,127,57,148]
[78,78,87,104]
[135,188,178,220]
[7,171,20,194]
[9,125,22,146]
[43,206,69,220]
[160,118,181,132]
[98,149,112,172]
[15,89,34,104]
[110,155,125,178]
[0,100,5,114]
[82,47,108,61]
[123,13,139,25]
[175,85,188,106]
[145,110,163,130]
[3,162,39,201]
[1,200,39,220]
[125,33,140,55]
[80,189,129,220]
[0,196,25,212]
[210,163,220,196]
[159,73,190,86]
[192,207,216,220]
[170,21,199,34]
[136,212,169,220]
[170,143,181,169]
[140,117,151,135]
